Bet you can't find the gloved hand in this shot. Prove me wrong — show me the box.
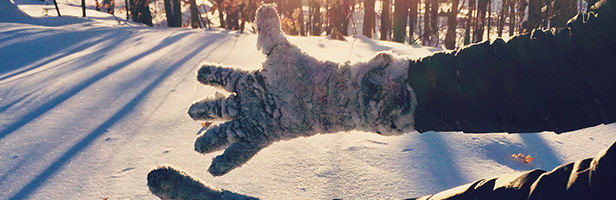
[189,4,416,176]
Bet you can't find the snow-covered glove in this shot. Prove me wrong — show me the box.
[189,4,416,176]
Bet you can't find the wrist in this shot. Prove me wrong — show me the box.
[350,53,417,135]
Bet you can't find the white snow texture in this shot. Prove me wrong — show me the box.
[2,0,616,199]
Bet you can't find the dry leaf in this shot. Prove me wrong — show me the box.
[511,153,534,164]
[201,121,213,128]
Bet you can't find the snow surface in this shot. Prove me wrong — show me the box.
[1,0,616,199]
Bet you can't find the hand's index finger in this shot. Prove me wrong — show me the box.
[197,64,248,93]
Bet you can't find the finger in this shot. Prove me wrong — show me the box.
[194,121,243,154]
[188,94,239,121]
[147,166,257,200]
[208,142,263,176]
[197,64,248,92]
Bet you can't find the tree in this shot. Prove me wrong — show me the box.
[239,0,259,33]
[130,0,153,26]
[508,0,515,36]
[125,0,129,20]
[164,0,182,27]
[380,0,391,40]
[210,0,226,28]
[392,0,409,43]
[464,0,475,45]
[497,0,507,36]
[429,0,438,46]
[309,0,323,36]
[445,0,461,49]
[487,0,491,40]
[363,0,376,38]
[52,0,61,16]
[423,0,431,45]
[189,0,204,28]
[81,0,86,17]
[408,0,418,43]
[473,0,488,43]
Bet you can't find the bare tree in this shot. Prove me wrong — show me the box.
[81,0,86,17]
[464,0,475,45]
[487,0,491,40]
[309,0,323,36]
[125,0,129,20]
[445,0,461,49]
[473,0,488,43]
[363,0,376,38]
[408,0,418,43]
[423,0,431,45]
[189,0,204,28]
[498,0,507,36]
[380,0,391,40]
[508,0,515,36]
[393,0,409,43]
[164,0,182,27]
[53,0,61,16]
[429,0,438,46]
[130,0,153,26]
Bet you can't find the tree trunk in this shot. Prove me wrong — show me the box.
[473,0,488,43]
[430,0,438,46]
[81,0,86,17]
[508,0,515,36]
[445,0,459,49]
[498,0,507,36]
[53,0,61,16]
[423,0,431,45]
[297,8,306,36]
[464,0,475,45]
[408,0,418,43]
[130,0,153,26]
[125,0,129,20]
[393,0,409,43]
[363,0,375,38]
[310,0,322,36]
[487,0,491,40]
[380,0,391,40]
[189,0,201,28]
[341,0,353,36]
[164,0,182,27]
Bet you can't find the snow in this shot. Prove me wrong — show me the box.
[1,0,616,199]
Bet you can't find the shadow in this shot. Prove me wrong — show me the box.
[0,0,87,26]
[354,35,393,52]
[400,132,467,195]
[0,28,117,82]
[517,133,563,170]
[0,32,192,140]
[8,32,221,200]
[483,140,543,172]
[0,153,34,187]
[483,133,564,173]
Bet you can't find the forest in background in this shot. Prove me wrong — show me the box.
[48,0,598,49]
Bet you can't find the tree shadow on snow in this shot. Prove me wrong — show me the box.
[398,131,468,197]
[0,31,191,140]
[484,133,563,174]
[6,32,228,199]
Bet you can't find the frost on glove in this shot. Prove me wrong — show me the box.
[147,166,257,200]
[188,4,416,176]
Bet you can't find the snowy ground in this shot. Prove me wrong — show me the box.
[2,0,616,199]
